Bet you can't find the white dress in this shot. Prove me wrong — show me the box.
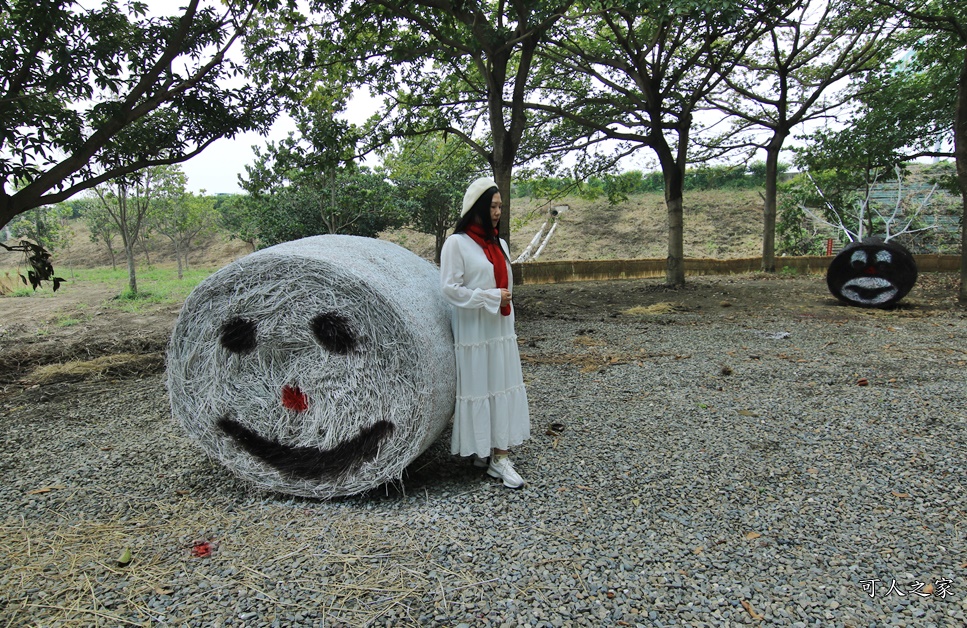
[440,233,530,458]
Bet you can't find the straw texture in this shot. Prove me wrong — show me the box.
[166,235,455,499]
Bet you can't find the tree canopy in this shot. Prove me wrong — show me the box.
[528,0,786,284]
[5,0,967,296]
[705,0,899,271]
[0,0,289,227]
[305,0,580,245]
[236,101,405,246]
[385,134,482,263]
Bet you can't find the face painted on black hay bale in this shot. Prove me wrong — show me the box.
[826,239,918,308]
[166,235,456,499]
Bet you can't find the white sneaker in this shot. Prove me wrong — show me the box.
[487,456,524,489]
[471,454,490,468]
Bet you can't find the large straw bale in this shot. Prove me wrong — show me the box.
[166,235,455,498]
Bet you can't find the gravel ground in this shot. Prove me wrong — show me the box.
[2,275,967,627]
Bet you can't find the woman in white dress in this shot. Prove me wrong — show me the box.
[439,177,531,488]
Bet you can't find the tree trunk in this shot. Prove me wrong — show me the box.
[493,160,514,249]
[761,139,784,273]
[665,191,685,286]
[125,242,138,294]
[182,236,191,273]
[956,51,967,301]
[140,234,151,265]
[117,190,139,295]
[485,40,523,253]
[434,206,447,265]
[175,241,184,280]
[656,140,685,286]
[435,231,444,265]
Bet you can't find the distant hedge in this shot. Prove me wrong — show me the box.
[513,162,786,199]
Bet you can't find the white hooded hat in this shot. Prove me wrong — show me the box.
[461,177,497,217]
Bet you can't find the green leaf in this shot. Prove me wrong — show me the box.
[117,547,133,567]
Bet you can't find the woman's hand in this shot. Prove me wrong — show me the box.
[500,289,512,307]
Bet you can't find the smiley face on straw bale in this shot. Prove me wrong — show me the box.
[166,235,455,499]
[826,237,918,308]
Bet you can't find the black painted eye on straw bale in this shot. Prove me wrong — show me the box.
[220,317,258,354]
[311,312,357,354]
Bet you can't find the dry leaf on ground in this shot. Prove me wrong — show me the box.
[741,599,764,620]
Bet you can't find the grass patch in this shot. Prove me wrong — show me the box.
[111,288,169,313]
[0,274,60,298]
[59,266,214,310]
[0,263,214,309]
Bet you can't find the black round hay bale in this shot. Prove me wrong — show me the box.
[826,238,918,308]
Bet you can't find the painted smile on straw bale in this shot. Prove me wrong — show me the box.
[214,312,396,480]
[216,416,395,480]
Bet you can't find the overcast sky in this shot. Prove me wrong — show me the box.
[181,91,381,196]
[143,0,379,195]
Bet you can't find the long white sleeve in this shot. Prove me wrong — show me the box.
[440,234,502,314]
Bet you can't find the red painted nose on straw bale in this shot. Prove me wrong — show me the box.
[281,385,309,413]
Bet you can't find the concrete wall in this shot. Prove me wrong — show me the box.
[512,255,961,285]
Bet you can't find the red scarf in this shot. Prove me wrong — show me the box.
[465,223,511,316]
